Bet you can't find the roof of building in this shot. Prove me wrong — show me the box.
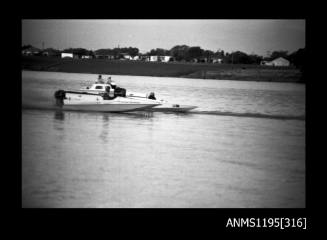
[23,46,41,52]
[272,57,289,62]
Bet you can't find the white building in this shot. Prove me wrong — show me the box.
[150,56,158,62]
[261,57,290,67]
[95,55,115,60]
[119,53,133,60]
[81,55,92,59]
[142,56,150,61]
[131,56,139,60]
[22,46,41,56]
[159,56,172,62]
[61,53,74,58]
[212,58,223,64]
[150,55,172,62]
[123,55,132,60]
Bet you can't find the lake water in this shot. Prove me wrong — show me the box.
[22,70,305,208]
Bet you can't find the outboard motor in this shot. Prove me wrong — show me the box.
[114,87,127,97]
[147,92,156,100]
[54,90,66,106]
[102,86,116,100]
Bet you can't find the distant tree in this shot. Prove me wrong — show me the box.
[288,48,305,83]
[215,50,225,58]
[248,54,263,64]
[88,50,95,57]
[170,45,190,61]
[112,48,121,58]
[62,48,90,56]
[222,51,262,64]
[128,47,139,57]
[149,48,160,55]
[115,47,139,57]
[43,48,61,56]
[22,45,32,50]
[229,51,250,64]
[288,48,305,69]
[62,48,72,53]
[44,47,58,52]
[148,48,170,56]
[202,49,214,62]
[95,48,114,56]
[224,52,231,63]
[187,46,204,60]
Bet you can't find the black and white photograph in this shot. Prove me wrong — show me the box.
[21,19,305,209]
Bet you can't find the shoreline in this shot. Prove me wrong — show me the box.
[22,56,304,83]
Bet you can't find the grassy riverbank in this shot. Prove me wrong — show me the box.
[22,56,303,83]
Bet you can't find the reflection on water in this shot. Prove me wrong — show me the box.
[53,110,65,133]
[120,111,154,119]
[23,108,305,208]
[99,114,109,144]
[54,110,65,121]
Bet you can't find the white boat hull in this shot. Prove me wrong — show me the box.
[62,103,158,112]
[76,83,198,112]
[60,93,160,112]
[147,104,197,112]
[126,92,197,112]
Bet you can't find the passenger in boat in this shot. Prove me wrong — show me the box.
[97,74,104,84]
[107,76,117,89]
[148,92,156,100]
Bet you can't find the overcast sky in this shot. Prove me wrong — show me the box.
[22,19,305,56]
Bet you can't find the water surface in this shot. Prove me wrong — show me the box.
[22,71,305,208]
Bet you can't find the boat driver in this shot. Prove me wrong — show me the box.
[97,74,104,84]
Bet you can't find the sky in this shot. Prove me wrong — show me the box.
[22,19,305,56]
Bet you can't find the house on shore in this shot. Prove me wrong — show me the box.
[212,58,223,64]
[119,53,132,60]
[22,46,41,56]
[149,56,158,62]
[81,55,93,59]
[61,53,93,59]
[193,57,208,63]
[159,56,173,62]
[140,55,150,61]
[42,48,61,57]
[61,52,75,58]
[261,57,290,67]
[131,55,139,60]
[95,54,115,60]
[149,55,173,62]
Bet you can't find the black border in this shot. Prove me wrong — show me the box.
[16,7,317,233]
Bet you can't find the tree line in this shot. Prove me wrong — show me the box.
[22,44,305,68]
